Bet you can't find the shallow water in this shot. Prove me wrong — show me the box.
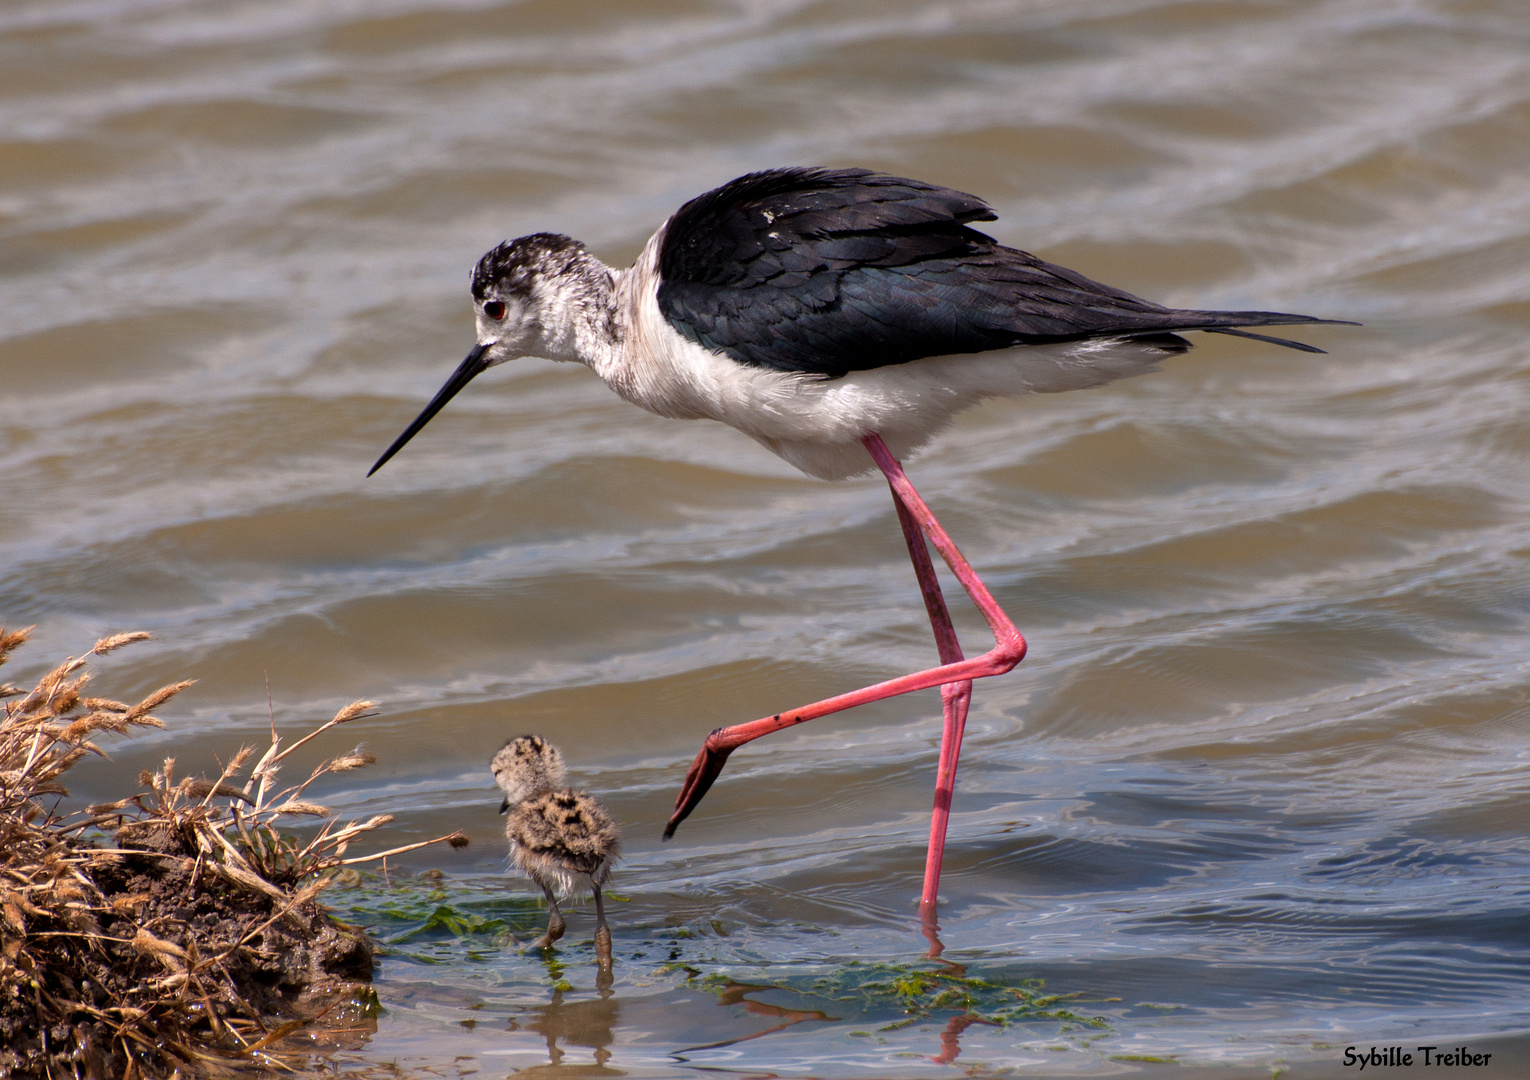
[4,0,1530,1074]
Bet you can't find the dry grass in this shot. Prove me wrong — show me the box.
[0,627,468,1078]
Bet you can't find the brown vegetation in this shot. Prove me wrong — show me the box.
[0,627,467,1078]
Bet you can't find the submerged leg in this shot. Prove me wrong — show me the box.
[534,882,567,949]
[591,882,613,976]
[890,487,973,924]
[664,433,1024,864]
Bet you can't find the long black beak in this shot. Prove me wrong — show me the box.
[499,796,511,814]
[368,342,493,477]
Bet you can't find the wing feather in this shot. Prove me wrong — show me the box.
[657,167,1351,377]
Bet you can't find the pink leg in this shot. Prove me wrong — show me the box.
[663,434,1026,887]
[890,487,972,920]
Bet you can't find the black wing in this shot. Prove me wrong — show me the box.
[656,167,1352,378]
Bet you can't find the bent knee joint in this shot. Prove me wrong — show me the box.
[704,731,742,756]
[981,634,1027,674]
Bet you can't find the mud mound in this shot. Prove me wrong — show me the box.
[0,628,466,1077]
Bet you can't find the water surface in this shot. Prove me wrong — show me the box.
[3,0,1530,1074]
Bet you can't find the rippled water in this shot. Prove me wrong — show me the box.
[4,0,1530,1074]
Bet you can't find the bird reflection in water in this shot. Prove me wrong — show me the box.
[926,957,999,1066]
[502,965,1002,1070]
[922,912,946,958]
[504,980,621,1079]
[676,962,1003,1066]
[672,980,835,1057]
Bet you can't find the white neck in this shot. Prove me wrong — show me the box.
[530,253,623,372]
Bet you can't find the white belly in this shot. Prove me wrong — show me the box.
[602,239,1176,481]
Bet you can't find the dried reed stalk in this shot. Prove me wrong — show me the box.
[0,627,468,1078]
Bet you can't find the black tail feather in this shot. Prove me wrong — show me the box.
[1205,326,1328,353]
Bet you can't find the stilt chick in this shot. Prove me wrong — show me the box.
[492,736,621,969]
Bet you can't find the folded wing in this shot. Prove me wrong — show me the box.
[657,167,1351,378]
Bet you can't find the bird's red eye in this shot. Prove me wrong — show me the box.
[483,300,506,320]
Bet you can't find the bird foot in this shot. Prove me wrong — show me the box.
[663,731,736,839]
[532,918,566,950]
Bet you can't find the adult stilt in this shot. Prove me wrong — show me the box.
[373,166,1350,921]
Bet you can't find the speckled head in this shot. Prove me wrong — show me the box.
[470,233,589,303]
[490,734,568,809]
[366,232,615,478]
[465,233,616,364]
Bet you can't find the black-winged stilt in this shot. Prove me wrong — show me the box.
[374,167,1350,925]
[492,735,621,972]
